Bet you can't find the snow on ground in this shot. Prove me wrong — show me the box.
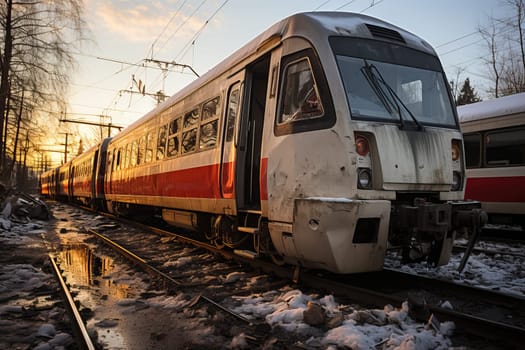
[385,239,525,297]
[221,287,454,349]
[1,202,524,349]
[0,217,74,349]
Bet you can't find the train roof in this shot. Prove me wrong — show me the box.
[113,11,436,140]
[457,92,525,123]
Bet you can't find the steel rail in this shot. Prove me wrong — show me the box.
[381,268,525,306]
[48,254,96,350]
[87,228,252,324]
[453,244,525,259]
[79,205,525,346]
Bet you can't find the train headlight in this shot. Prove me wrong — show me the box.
[358,168,372,189]
[355,136,370,156]
[452,171,462,191]
[451,140,461,161]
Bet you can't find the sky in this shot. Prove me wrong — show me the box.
[62,0,513,155]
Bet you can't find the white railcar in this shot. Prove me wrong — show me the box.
[458,93,525,228]
[45,12,486,273]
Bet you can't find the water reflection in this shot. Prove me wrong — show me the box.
[57,245,131,303]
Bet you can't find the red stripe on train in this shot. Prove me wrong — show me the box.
[260,157,268,201]
[465,176,525,202]
[109,158,270,201]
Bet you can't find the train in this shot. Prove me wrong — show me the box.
[457,92,525,230]
[41,11,486,274]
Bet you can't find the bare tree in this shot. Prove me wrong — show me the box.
[0,0,86,183]
[480,0,525,97]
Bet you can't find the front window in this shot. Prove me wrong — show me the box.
[331,37,457,128]
[278,58,324,124]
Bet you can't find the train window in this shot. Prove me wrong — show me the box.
[278,58,324,124]
[167,135,180,157]
[184,109,199,128]
[123,144,130,169]
[485,128,525,167]
[275,49,335,136]
[169,117,181,134]
[145,132,154,163]
[137,136,145,165]
[166,117,182,158]
[200,120,218,149]
[157,125,167,161]
[226,87,240,142]
[182,128,197,153]
[131,141,138,167]
[182,109,199,154]
[202,97,220,121]
[116,149,121,170]
[199,97,220,150]
[464,133,481,168]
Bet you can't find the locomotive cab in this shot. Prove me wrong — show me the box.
[263,13,485,272]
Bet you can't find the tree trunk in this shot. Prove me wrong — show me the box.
[8,89,23,185]
[0,0,13,178]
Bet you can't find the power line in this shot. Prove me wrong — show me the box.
[314,0,332,10]
[157,0,210,56]
[174,0,231,62]
[148,0,189,58]
[335,0,359,11]
[359,0,385,13]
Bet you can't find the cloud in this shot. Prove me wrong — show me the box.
[93,1,204,45]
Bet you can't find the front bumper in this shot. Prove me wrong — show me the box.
[269,198,390,273]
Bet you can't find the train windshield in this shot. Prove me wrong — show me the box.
[330,37,457,128]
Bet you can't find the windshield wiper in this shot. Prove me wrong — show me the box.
[360,60,424,131]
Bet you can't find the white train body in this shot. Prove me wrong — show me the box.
[44,12,484,274]
[458,93,525,226]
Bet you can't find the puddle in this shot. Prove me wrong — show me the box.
[56,244,138,349]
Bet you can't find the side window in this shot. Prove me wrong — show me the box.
[167,117,181,157]
[157,125,167,160]
[278,57,323,124]
[275,49,334,136]
[116,148,121,170]
[124,143,131,169]
[182,109,199,154]
[145,132,154,163]
[226,86,240,142]
[137,135,145,165]
[200,97,220,150]
[130,141,138,167]
[464,133,481,169]
[485,127,525,167]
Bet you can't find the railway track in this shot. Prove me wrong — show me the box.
[81,207,525,348]
[48,254,96,350]
[453,242,525,259]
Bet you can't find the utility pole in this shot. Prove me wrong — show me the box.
[59,132,70,163]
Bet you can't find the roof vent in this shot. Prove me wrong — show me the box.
[366,24,405,43]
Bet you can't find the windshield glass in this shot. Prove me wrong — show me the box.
[331,37,457,128]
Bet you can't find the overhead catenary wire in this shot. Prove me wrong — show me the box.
[174,0,231,62]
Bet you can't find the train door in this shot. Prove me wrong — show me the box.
[91,150,99,199]
[220,73,244,200]
[220,55,271,212]
[236,56,270,211]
